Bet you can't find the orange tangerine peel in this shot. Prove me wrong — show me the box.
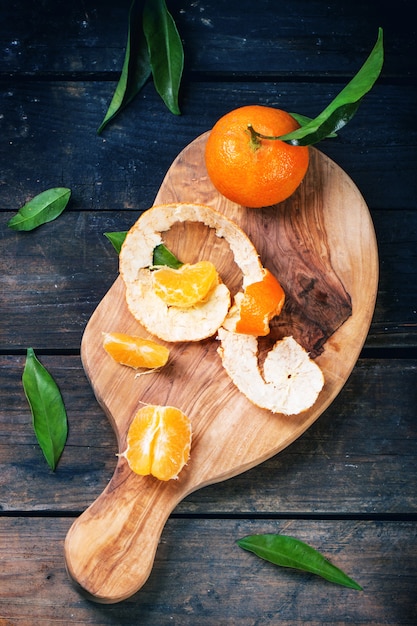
[119,405,192,481]
[217,329,324,415]
[222,267,285,336]
[119,203,266,342]
[102,332,169,369]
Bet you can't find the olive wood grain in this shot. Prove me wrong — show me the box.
[64,133,378,603]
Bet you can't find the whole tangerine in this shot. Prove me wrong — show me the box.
[205,105,309,208]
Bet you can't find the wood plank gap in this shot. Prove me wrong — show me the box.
[2,511,417,522]
[170,512,417,522]
[360,347,417,359]
[0,348,81,357]
[0,71,411,87]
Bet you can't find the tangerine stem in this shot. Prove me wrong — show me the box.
[247,123,281,145]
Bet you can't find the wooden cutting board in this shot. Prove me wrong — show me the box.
[64,133,378,603]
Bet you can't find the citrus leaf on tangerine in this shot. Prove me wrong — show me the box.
[278,28,384,146]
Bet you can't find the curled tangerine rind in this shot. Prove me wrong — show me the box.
[217,329,324,415]
[119,203,266,342]
[223,267,285,336]
[128,270,230,342]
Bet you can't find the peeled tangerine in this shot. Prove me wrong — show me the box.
[119,202,267,342]
[120,405,192,481]
[217,329,324,415]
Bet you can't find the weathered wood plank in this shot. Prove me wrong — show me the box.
[368,209,417,350]
[2,206,416,352]
[1,356,415,514]
[0,81,416,212]
[0,516,416,624]
[1,0,415,78]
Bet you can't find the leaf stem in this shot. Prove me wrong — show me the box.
[247,123,281,144]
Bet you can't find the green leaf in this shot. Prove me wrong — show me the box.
[97,0,152,134]
[7,188,71,231]
[237,534,363,590]
[104,231,128,254]
[152,243,183,268]
[103,232,182,269]
[279,27,384,146]
[143,0,184,115]
[22,348,68,471]
[290,112,337,138]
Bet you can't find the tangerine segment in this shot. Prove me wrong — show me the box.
[205,105,309,208]
[102,332,169,369]
[152,261,219,308]
[121,405,192,481]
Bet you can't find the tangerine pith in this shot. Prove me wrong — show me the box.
[205,105,309,208]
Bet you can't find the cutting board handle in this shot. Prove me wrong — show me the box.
[64,459,185,603]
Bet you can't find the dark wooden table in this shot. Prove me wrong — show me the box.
[1,1,416,623]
